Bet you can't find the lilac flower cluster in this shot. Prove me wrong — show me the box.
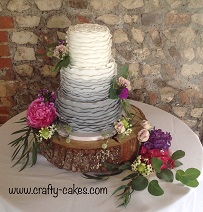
[38,89,56,103]
[143,128,172,151]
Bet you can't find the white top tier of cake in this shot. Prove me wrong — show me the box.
[66,24,112,67]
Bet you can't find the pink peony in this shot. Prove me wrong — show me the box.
[26,99,57,129]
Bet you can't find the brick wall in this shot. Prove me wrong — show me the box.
[0,0,202,142]
[0,16,15,124]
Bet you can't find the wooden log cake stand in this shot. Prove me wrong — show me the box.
[39,105,146,173]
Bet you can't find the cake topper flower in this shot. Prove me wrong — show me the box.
[114,117,132,137]
[109,65,132,100]
[37,40,70,73]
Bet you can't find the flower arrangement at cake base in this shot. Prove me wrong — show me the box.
[9,88,146,173]
[83,123,201,207]
[9,89,201,207]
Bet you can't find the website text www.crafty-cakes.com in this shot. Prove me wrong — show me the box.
[8,184,108,198]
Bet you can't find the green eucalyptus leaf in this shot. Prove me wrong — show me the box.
[151,157,163,173]
[14,117,27,123]
[112,185,129,196]
[104,162,120,171]
[122,173,138,181]
[11,143,24,161]
[121,100,131,118]
[171,150,185,160]
[184,168,201,180]
[131,175,148,191]
[9,136,25,146]
[119,65,129,78]
[118,162,131,171]
[148,180,164,196]
[174,160,183,167]
[122,192,131,207]
[11,128,29,135]
[82,173,107,180]
[156,169,174,182]
[19,152,30,172]
[31,142,38,166]
[184,179,199,187]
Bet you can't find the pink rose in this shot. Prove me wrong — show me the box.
[26,99,57,129]
[137,129,150,142]
[53,44,68,59]
[118,77,131,91]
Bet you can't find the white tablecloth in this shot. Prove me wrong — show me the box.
[0,101,203,212]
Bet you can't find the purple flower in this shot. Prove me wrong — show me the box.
[143,128,172,151]
[119,88,129,99]
[38,89,56,103]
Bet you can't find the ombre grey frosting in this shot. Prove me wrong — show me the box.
[56,24,121,133]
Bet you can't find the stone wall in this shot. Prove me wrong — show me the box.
[0,0,202,142]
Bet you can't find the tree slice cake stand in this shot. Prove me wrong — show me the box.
[39,105,146,173]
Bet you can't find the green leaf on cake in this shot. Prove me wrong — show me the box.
[58,55,70,67]
[118,65,129,78]
[148,180,164,196]
[109,87,118,99]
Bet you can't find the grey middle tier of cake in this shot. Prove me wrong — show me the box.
[55,59,121,133]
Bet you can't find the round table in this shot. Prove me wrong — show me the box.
[0,101,203,212]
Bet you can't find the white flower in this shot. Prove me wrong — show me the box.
[118,77,131,91]
[137,129,150,142]
[114,121,126,134]
[140,120,152,131]
[131,155,153,177]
